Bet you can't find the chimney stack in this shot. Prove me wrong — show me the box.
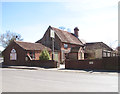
[74,27,79,38]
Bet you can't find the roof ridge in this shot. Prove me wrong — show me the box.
[15,40,42,45]
[14,40,51,51]
[51,26,71,33]
[50,26,83,46]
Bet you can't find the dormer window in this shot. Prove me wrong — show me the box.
[64,44,68,49]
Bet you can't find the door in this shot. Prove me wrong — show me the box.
[61,50,65,63]
[54,52,59,62]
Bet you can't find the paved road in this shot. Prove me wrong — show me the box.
[2,68,118,92]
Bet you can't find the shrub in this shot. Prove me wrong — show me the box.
[39,49,51,60]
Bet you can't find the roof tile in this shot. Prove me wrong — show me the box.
[15,40,51,51]
[51,27,83,45]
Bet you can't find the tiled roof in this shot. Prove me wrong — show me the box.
[85,42,113,52]
[15,40,51,51]
[51,26,83,46]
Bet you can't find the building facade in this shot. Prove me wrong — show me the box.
[3,26,116,66]
[84,42,117,59]
[2,40,52,65]
[36,26,84,63]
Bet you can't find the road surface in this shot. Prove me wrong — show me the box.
[2,68,118,92]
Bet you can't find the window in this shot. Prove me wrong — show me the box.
[103,52,107,57]
[29,51,35,60]
[80,52,82,59]
[107,53,111,57]
[33,52,35,59]
[64,44,68,49]
[10,49,17,60]
[29,52,33,58]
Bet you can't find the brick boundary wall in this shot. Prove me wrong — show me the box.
[65,56,120,71]
[3,60,58,68]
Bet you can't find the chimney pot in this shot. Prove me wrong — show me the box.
[74,27,79,38]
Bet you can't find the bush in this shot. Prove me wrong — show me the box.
[39,49,51,60]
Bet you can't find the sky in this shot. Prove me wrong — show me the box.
[0,0,119,51]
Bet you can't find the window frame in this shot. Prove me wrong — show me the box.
[64,44,68,49]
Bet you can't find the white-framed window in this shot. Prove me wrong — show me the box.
[10,49,17,60]
[107,53,111,57]
[103,52,107,57]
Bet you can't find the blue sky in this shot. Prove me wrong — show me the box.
[0,0,118,50]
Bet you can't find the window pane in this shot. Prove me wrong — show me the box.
[64,44,68,48]
[103,52,106,57]
[107,53,111,57]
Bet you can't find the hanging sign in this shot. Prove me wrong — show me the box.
[50,29,55,38]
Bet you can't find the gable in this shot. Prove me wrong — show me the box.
[2,40,51,56]
[2,41,24,56]
[36,26,84,46]
[51,26,83,45]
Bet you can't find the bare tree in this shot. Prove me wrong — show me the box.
[0,31,23,48]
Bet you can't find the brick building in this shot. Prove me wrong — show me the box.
[36,26,84,63]
[67,46,84,60]
[2,26,85,64]
[2,40,52,64]
[3,25,117,66]
[84,42,117,59]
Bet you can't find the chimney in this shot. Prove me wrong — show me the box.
[74,27,79,38]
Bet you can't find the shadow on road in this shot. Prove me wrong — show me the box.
[60,68,118,73]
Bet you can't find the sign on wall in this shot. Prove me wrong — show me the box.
[50,29,55,38]
[10,49,17,60]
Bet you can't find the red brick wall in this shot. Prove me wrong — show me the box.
[68,53,78,60]
[3,60,58,68]
[65,59,103,70]
[102,57,118,70]
[35,51,41,60]
[65,57,119,70]
[3,41,26,65]
[60,43,82,63]
[26,50,53,60]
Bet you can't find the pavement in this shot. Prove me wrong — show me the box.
[2,64,118,75]
[0,57,118,75]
